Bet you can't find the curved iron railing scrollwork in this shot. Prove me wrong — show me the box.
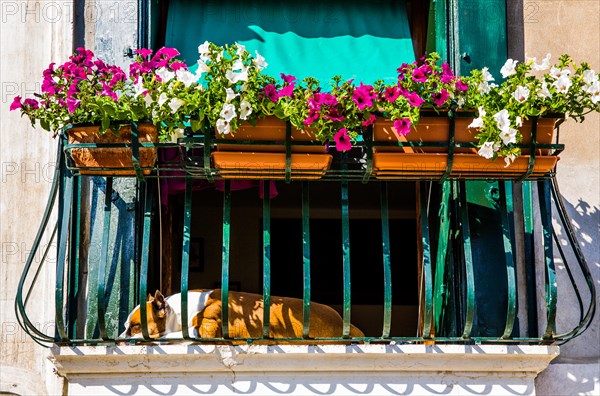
[14,120,596,347]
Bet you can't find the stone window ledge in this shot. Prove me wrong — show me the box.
[51,344,560,396]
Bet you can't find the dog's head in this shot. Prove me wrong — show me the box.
[119,290,173,339]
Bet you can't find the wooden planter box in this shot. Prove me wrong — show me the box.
[212,116,332,179]
[66,123,158,176]
[372,116,560,179]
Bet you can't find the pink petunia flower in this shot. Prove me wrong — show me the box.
[393,118,411,136]
[455,80,468,92]
[277,83,295,98]
[23,98,39,109]
[135,48,153,58]
[263,84,279,103]
[412,65,432,83]
[352,84,375,110]
[9,96,22,111]
[362,114,376,127]
[303,109,320,125]
[324,107,344,122]
[432,89,450,106]
[382,86,400,102]
[280,73,296,84]
[170,61,188,71]
[334,128,352,151]
[406,92,424,107]
[67,98,81,113]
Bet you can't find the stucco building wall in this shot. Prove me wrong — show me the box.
[0,2,71,395]
[523,1,600,395]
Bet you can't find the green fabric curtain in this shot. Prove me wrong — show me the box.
[165,0,415,84]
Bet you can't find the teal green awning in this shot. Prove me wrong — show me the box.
[165,0,415,84]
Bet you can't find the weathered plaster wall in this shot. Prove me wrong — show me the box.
[522,1,600,395]
[0,1,71,394]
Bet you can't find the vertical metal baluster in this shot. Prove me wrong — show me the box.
[459,181,474,339]
[262,182,272,339]
[419,182,433,338]
[139,182,154,340]
[522,181,538,337]
[341,180,351,338]
[500,181,517,338]
[433,181,451,335]
[55,159,73,342]
[181,176,192,339]
[380,182,392,338]
[97,177,113,340]
[538,179,557,339]
[221,181,231,339]
[302,182,311,338]
[67,176,81,339]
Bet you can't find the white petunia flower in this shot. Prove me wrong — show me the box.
[468,106,486,129]
[494,109,511,132]
[226,68,249,84]
[170,128,185,143]
[168,98,185,114]
[216,118,230,135]
[220,103,236,121]
[512,86,530,103]
[198,41,210,61]
[478,81,491,94]
[550,67,570,80]
[157,92,168,107]
[478,141,495,159]
[516,116,523,127]
[156,67,175,83]
[468,117,484,129]
[583,69,598,85]
[133,80,147,98]
[586,81,600,104]
[225,88,238,102]
[176,69,198,88]
[500,127,518,145]
[500,59,518,78]
[197,60,211,74]
[481,67,495,82]
[232,59,244,71]
[538,82,552,99]
[235,43,246,56]
[504,154,517,167]
[532,53,551,71]
[253,51,268,70]
[239,99,253,120]
[552,75,572,93]
[143,94,154,107]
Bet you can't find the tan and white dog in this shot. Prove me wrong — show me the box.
[120,289,364,340]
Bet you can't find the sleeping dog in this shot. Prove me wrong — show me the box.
[120,289,364,340]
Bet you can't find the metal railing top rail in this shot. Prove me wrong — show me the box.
[14,130,595,348]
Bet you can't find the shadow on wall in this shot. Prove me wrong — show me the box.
[551,192,599,357]
[535,362,600,396]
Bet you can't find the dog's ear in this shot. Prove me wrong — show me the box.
[147,293,154,302]
[152,290,168,318]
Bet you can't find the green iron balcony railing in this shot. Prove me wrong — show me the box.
[15,120,594,347]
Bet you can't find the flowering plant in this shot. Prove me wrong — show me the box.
[194,41,274,136]
[465,54,600,163]
[376,52,470,135]
[291,76,380,151]
[129,47,206,140]
[10,48,153,137]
